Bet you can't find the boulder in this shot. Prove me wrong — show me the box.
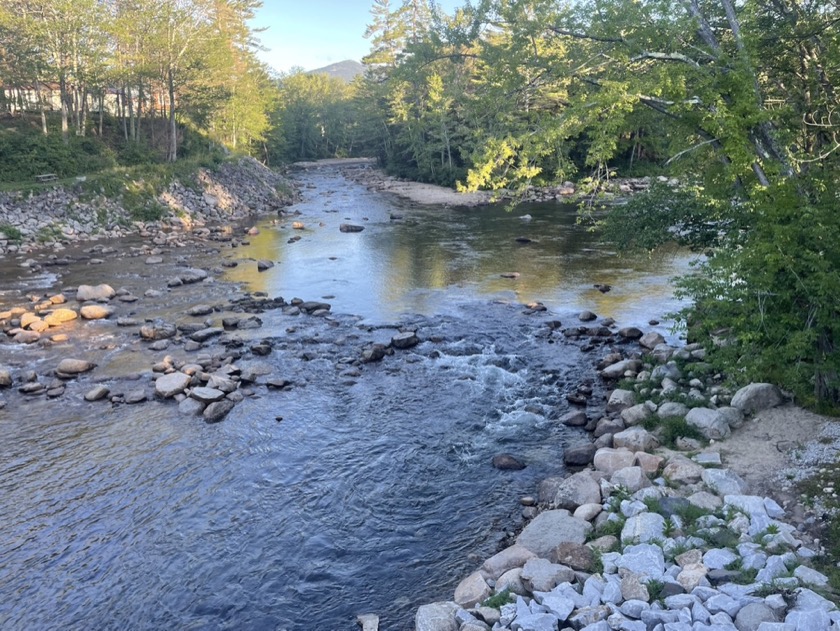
[551,542,595,571]
[564,443,597,467]
[601,359,642,379]
[521,557,575,592]
[76,284,115,302]
[618,327,643,340]
[480,544,537,580]
[621,512,666,544]
[155,372,192,398]
[339,223,364,233]
[140,321,177,340]
[43,308,78,326]
[391,331,419,349]
[204,399,236,423]
[611,466,651,493]
[685,407,731,440]
[639,332,665,350]
[731,383,783,414]
[80,304,114,320]
[189,387,226,403]
[492,453,526,470]
[613,427,659,452]
[593,447,636,476]
[516,510,592,557]
[657,401,689,419]
[552,471,601,510]
[559,410,588,426]
[621,404,652,426]
[257,260,274,271]
[84,385,110,401]
[453,572,491,608]
[177,268,208,284]
[56,358,96,376]
[662,455,705,485]
[607,389,636,413]
[415,602,459,631]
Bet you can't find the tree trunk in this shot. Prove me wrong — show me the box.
[59,71,69,143]
[99,94,104,137]
[36,82,48,135]
[167,68,177,162]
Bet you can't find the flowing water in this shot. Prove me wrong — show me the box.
[0,166,695,631]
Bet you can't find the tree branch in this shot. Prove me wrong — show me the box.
[546,26,625,43]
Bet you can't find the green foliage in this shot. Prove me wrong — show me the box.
[642,415,707,449]
[0,127,116,182]
[482,590,514,609]
[0,223,23,242]
[645,579,665,603]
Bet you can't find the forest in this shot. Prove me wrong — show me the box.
[1,0,839,408]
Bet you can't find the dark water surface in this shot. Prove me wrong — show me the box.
[0,167,694,630]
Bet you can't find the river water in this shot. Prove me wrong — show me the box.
[0,166,693,630]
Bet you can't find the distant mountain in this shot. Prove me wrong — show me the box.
[306,60,366,83]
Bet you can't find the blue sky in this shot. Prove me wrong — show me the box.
[251,0,462,73]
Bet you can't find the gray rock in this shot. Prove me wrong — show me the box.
[155,372,192,398]
[189,387,225,403]
[391,331,419,349]
[84,385,110,401]
[621,512,666,544]
[552,471,601,510]
[480,544,536,580]
[564,443,597,466]
[601,359,642,379]
[718,406,746,429]
[496,568,527,596]
[521,558,575,592]
[415,601,459,631]
[140,321,177,340]
[621,404,652,426]
[178,397,206,415]
[56,358,96,376]
[735,603,779,631]
[621,573,650,602]
[706,593,743,618]
[178,268,209,284]
[685,407,731,440]
[608,389,636,413]
[75,284,115,302]
[203,399,235,423]
[702,468,748,496]
[536,592,575,620]
[357,613,379,631]
[613,427,659,452]
[639,332,665,350]
[339,223,364,232]
[593,447,636,475]
[492,453,526,470]
[454,571,491,608]
[793,565,829,588]
[510,612,560,631]
[731,384,783,415]
[703,548,739,570]
[651,362,682,381]
[257,259,274,271]
[190,327,224,342]
[0,368,12,387]
[594,417,625,437]
[657,401,689,419]
[560,410,588,426]
[615,544,665,580]
[516,510,592,557]
[550,542,595,571]
[125,389,147,404]
[187,304,214,316]
[784,609,831,631]
[611,466,651,493]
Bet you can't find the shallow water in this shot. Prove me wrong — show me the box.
[0,167,694,630]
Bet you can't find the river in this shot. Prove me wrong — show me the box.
[0,166,694,630]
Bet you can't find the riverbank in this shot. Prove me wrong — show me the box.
[409,318,840,631]
[292,157,676,208]
[0,157,297,256]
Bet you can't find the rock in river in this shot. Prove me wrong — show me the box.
[80,304,115,320]
[189,387,225,403]
[56,358,96,376]
[339,223,364,233]
[204,399,235,423]
[75,284,116,302]
[140,321,177,340]
[492,453,526,470]
[391,331,419,349]
[155,372,192,398]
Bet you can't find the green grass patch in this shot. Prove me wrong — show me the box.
[0,223,23,242]
[482,590,515,609]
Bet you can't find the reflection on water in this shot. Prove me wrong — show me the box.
[225,168,694,330]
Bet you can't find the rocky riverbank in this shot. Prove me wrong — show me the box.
[292,158,676,208]
[408,314,840,631]
[0,157,297,255]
